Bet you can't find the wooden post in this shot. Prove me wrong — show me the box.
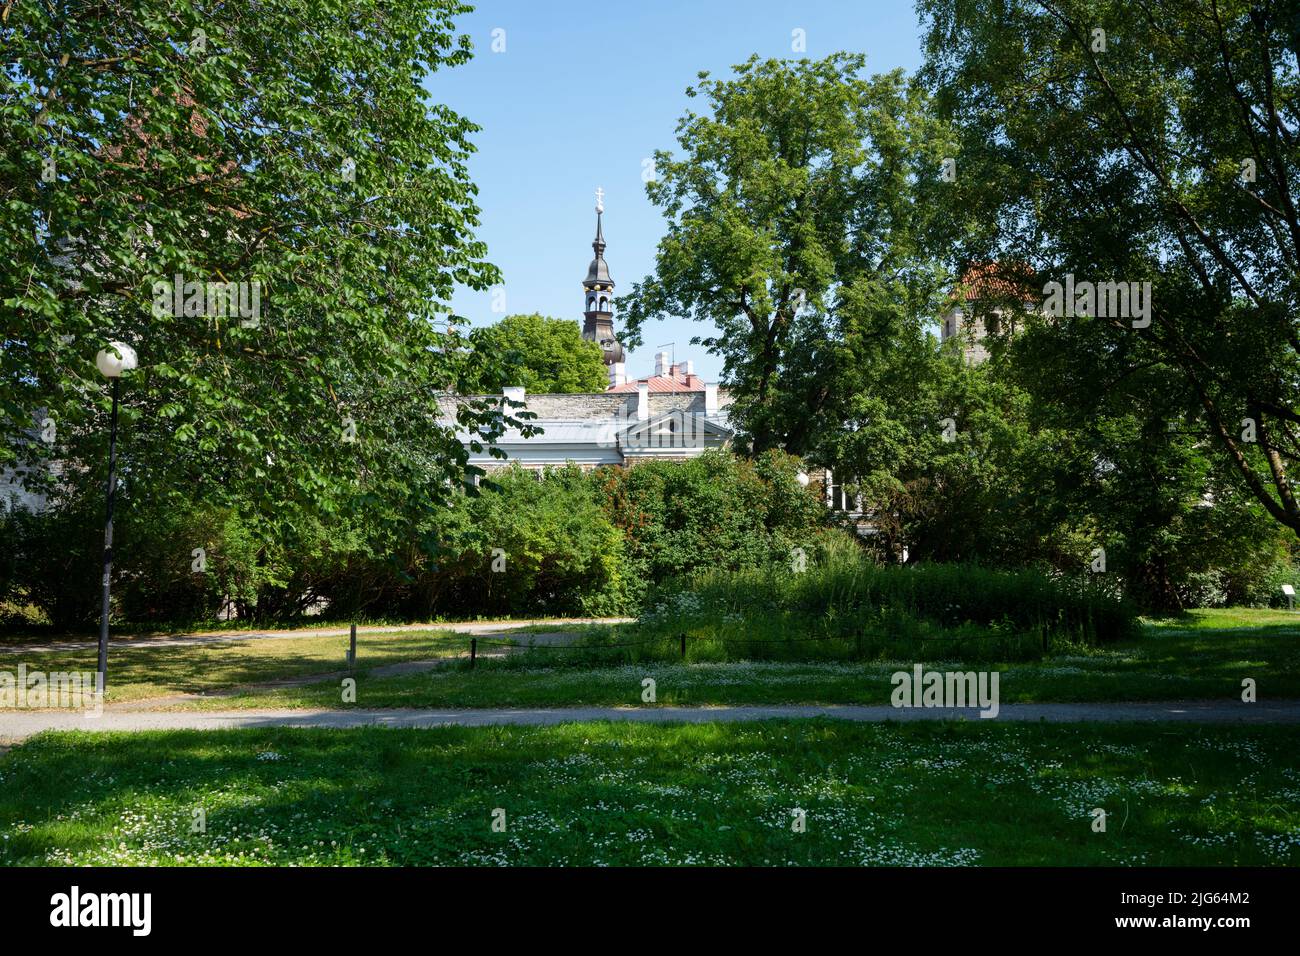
[348,623,357,667]
[471,637,477,668]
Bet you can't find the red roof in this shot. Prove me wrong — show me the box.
[607,366,707,393]
[950,262,1035,302]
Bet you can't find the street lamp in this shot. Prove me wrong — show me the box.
[94,342,137,695]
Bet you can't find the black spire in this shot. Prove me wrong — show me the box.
[585,206,612,285]
[582,187,623,366]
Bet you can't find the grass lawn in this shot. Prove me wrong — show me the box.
[0,630,468,703]
[1,721,1297,866]
[161,607,1300,710]
[2,607,1296,709]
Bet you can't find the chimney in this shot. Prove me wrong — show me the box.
[637,383,650,421]
[655,351,670,376]
[683,360,694,376]
[608,362,626,388]
[502,386,526,405]
[704,383,718,416]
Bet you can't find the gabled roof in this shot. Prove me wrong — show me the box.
[621,409,733,445]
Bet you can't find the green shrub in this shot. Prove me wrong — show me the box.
[0,498,104,630]
[406,463,628,617]
[1222,548,1300,608]
[595,449,830,606]
[554,549,1139,666]
[0,492,301,629]
[115,506,268,623]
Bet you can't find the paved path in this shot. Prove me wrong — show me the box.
[1,618,633,655]
[1,699,1297,741]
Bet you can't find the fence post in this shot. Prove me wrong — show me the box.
[471,637,477,669]
[348,623,357,668]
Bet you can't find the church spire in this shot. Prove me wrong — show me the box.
[592,186,606,258]
[582,186,623,368]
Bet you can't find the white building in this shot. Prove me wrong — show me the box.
[444,354,734,473]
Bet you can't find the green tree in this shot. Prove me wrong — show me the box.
[412,464,627,616]
[1,0,513,563]
[460,313,608,393]
[826,339,1056,567]
[918,0,1300,536]
[1003,302,1295,610]
[621,53,945,454]
[823,309,1287,609]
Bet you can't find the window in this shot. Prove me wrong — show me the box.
[828,475,861,513]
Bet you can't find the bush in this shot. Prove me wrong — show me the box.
[0,493,299,630]
[564,549,1140,666]
[1,451,837,630]
[596,449,831,606]
[0,498,104,630]
[114,506,269,624]
[1220,544,1300,609]
[404,463,628,617]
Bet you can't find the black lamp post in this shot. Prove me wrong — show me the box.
[94,342,136,694]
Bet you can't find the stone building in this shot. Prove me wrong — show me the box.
[938,262,1036,364]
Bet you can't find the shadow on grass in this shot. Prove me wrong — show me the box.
[3,722,1299,866]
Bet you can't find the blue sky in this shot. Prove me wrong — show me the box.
[433,0,927,382]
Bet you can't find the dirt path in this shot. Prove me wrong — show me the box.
[1,618,633,655]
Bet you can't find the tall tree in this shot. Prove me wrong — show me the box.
[459,313,609,394]
[918,0,1300,536]
[1,0,512,552]
[621,53,944,455]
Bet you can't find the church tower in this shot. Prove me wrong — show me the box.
[582,187,625,380]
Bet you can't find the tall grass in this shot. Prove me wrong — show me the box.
[540,554,1138,666]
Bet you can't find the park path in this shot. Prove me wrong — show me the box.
[1,699,1298,741]
[1,618,634,655]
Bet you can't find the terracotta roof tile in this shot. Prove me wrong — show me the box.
[607,371,707,393]
[950,262,1036,302]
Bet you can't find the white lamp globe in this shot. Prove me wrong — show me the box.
[796,471,811,487]
[95,342,138,378]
